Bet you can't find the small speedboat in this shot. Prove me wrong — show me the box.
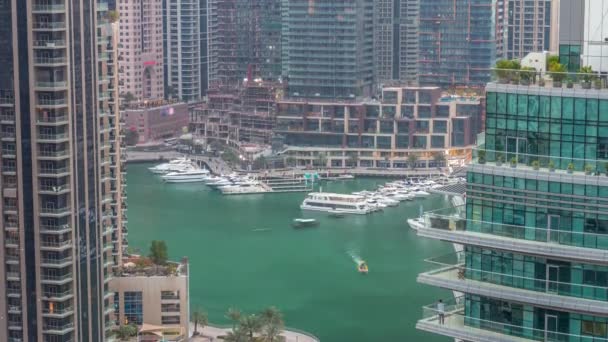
[292,218,319,229]
[358,261,369,274]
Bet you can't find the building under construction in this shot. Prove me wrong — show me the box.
[190,82,283,147]
[207,0,282,89]
[418,0,505,88]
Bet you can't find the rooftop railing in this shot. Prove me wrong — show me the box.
[473,148,608,176]
[421,297,608,341]
[424,251,608,301]
[424,206,608,251]
[491,68,606,91]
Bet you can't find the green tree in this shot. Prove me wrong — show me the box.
[240,314,263,340]
[107,10,119,23]
[407,154,419,169]
[124,129,139,146]
[191,308,208,336]
[221,150,239,165]
[115,324,137,340]
[226,308,242,331]
[122,91,136,106]
[285,156,296,167]
[253,156,268,170]
[148,240,168,265]
[260,307,284,342]
[223,329,248,342]
[549,63,567,83]
[547,55,560,69]
[315,152,327,167]
[433,152,446,167]
[347,152,359,168]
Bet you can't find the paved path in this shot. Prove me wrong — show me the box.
[187,323,319,342]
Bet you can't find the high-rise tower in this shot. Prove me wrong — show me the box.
[0,1,124,340]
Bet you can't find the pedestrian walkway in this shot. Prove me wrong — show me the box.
[187,323,319,342]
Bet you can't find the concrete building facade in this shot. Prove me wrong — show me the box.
[275,87,483,168]
[118,0,164,100]
[505,0,554,60]
[373,0,419,88]
[164,0,208,102]
[0,1,124,340]
[122,102,189,143]
[281,0,375,98]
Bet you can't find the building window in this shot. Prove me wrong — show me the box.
[162,316,181,325]
[161,291,180,300]
[124,291,143,325]
[161,303,180,313]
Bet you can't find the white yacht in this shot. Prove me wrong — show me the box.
[219,181,268,195]
[300,192,373,215]
[412,190,430,198]
[407,217,425,231]
[148,157,193,174]
[161,168,209,183]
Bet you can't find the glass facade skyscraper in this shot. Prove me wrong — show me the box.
[0,1,125,341]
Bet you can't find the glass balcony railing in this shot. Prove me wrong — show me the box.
[34,56,67,64]
[38,132,69,141]
[472,148,608,176]
[33,39,66,48]
[33,21,66,30]
[423,252,608,302]
[41,256,73,265]
[424,206,608,251]
[420,297,608,342]
[36,81,68,89]
[41,273,73,282]
[32,4,66,12]
[490,68,606,91]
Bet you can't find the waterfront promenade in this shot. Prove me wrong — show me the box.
[126,151,448,178]
[187,324,319,342]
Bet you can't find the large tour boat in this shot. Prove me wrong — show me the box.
[300,192,373,215]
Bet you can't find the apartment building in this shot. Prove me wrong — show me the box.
[118,0,164,100]
[374,0,419,87]
[164,0,207,102]
[418,0,505,88]
[505,0,554,60]
[275,87,483,168]
[281,0,375,98]
[415,6,608,341]
[0,1,124,340]
[122,101,189,143]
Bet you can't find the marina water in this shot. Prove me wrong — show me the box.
[127,163,452,342]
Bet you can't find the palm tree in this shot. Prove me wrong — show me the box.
[407,154,419,169]
[433,152,446,168]
[222,329,248,342]
[191,308,208,336]
[348,153,358,168]
[240,314,263,340]
[315,152,327,168]
[226,308,242,331]
[260,307,284,342]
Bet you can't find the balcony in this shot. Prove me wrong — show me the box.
[35,81,68,90]
[37,98,67,108]
[39,184,70,194]
[42,289,74,302]
[37,132,69,143]
[42,306,74,317]
[0,113,15,122]
[32,4,66,13]
[6,272,20,281]
[38,149,69,160]
[472,148,608,183]
[34,56,67,66]
[33,21,66,31]
[42,322,75,334]
[419,252,608,316]
[33,39,66,49]
[39,206,71,217]
[39,167,70,177]
[418,207,608,264]
[416,298,605,342]
[41,256,73,267]
[40,239,72,251]
[40,273,73,285]
[40,224,71,234]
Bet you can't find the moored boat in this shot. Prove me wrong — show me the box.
[292,218,319,229]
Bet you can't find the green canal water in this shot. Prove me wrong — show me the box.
[127,163,452,342]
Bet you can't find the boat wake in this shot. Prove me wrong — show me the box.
[347,249,364,266]
[252,228,272,232]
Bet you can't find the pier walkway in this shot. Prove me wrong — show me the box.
[187,324,319,342]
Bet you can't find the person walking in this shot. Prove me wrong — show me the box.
[437,299,445,324]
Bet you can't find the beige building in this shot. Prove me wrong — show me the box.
[118,0,164,100]
[110,258,190,341]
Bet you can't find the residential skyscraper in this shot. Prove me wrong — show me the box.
[207,0,282,89]
[0,1,124,341]
[373,0,419,87]
[281,0,374,98]
[164,0,208,101]
[418,0,504,88]
[416,5,608,342]
[505,0,553,59]
[118,0,164,100]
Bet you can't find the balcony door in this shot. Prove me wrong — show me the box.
[506,136,528,164]
[546,264,559,293]
[547,214,560,243]
[544,314,558,341]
